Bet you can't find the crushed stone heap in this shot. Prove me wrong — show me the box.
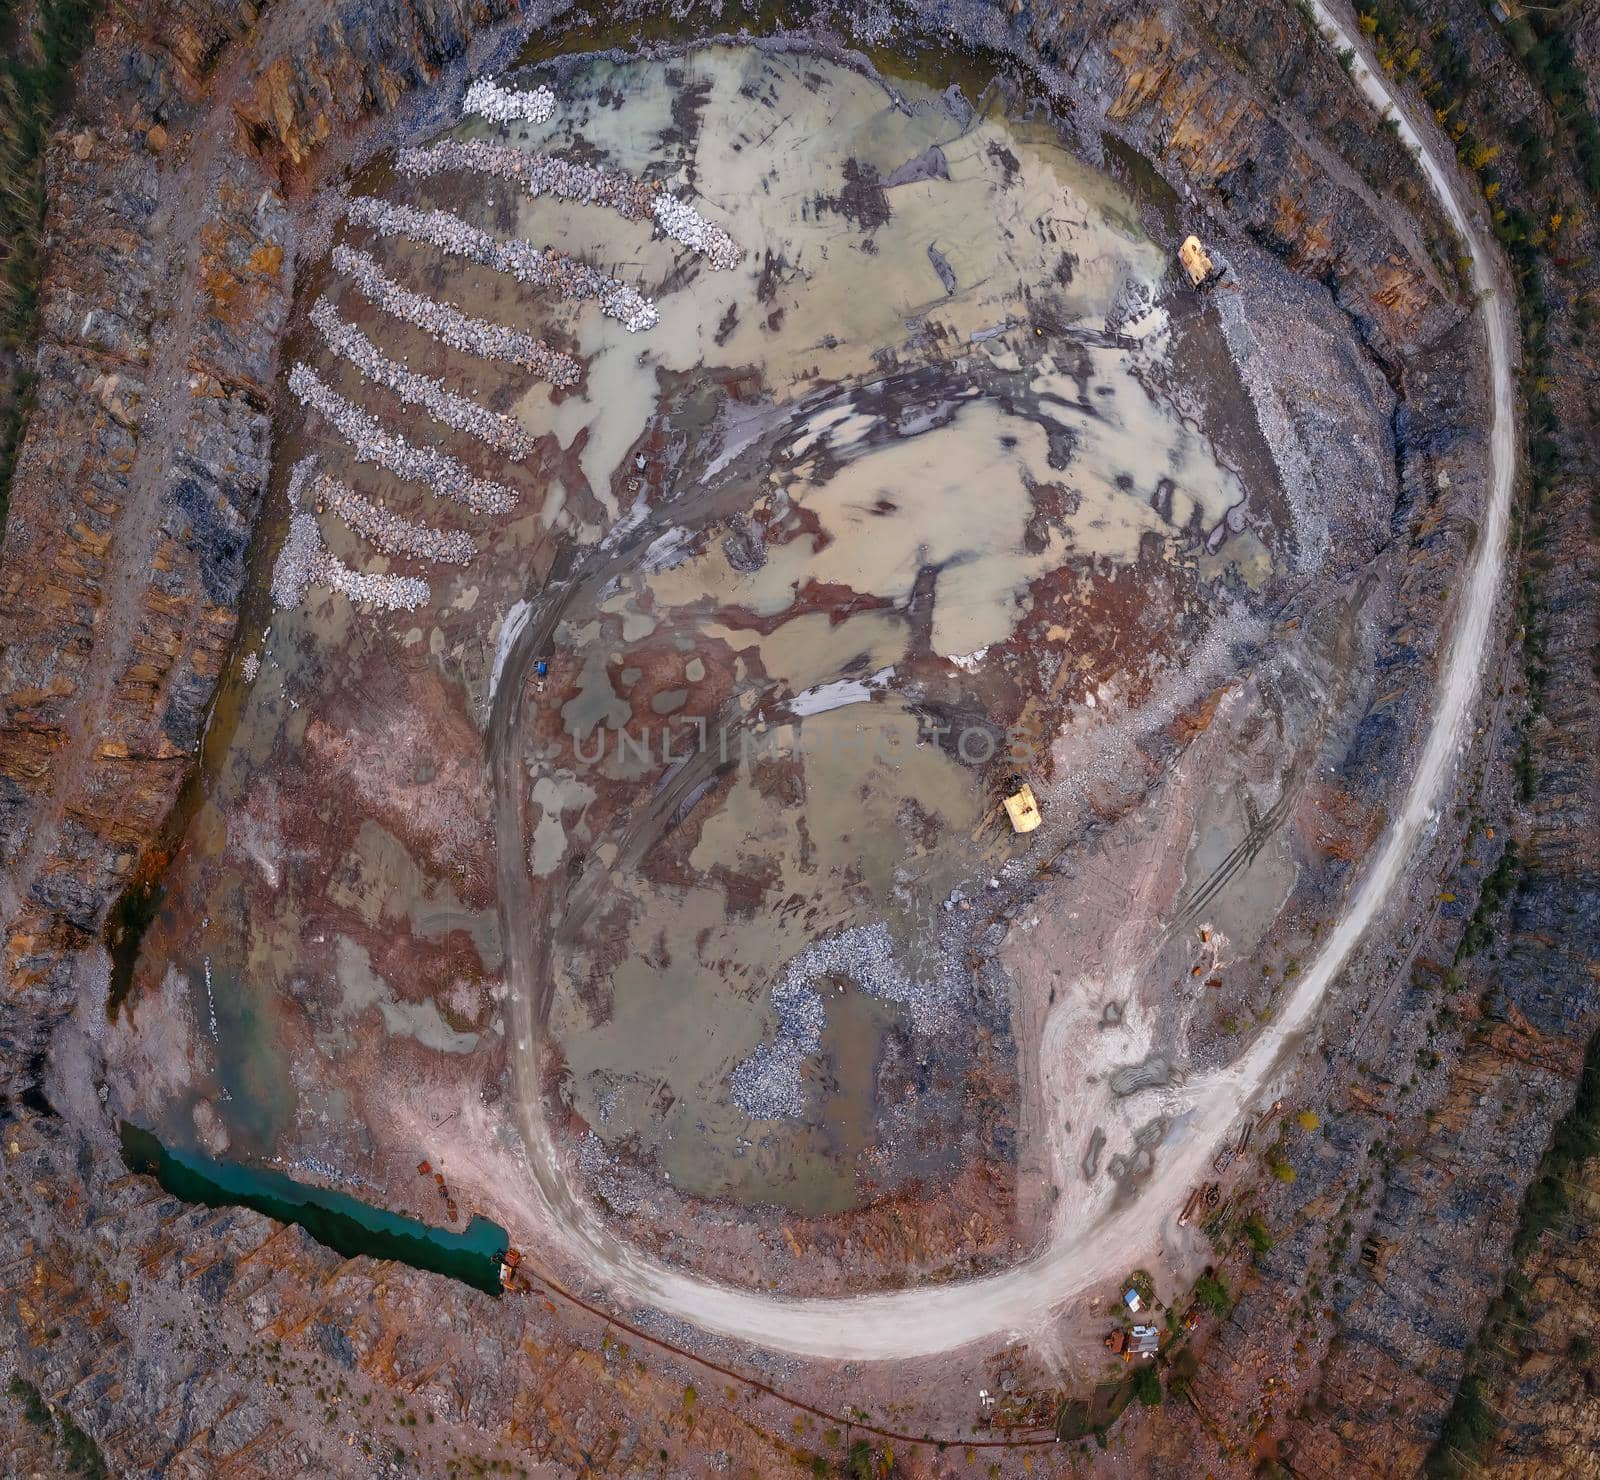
[289,362,519,515]
[464,75,556,124]
[345,195,659,331]
[331,243,579,384]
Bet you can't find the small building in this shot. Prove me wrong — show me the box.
[1104,1329,1127,1356]
[1004,783,1042,834]
[1129,1325,1161,1359]
[1179,235,1217,289]
[1123,1287,1142,1314]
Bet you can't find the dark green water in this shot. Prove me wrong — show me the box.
[120,1123,508,1297]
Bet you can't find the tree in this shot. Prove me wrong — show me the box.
[1244,1214,1275,1255]
[1131,1364,1162,1406]
[1194,1274,1232,1318]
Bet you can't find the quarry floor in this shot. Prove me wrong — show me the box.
[79,2,1516,1444]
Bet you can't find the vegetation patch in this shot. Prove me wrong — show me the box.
[0,0,103,547]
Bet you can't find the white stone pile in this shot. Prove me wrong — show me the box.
[270,506,327,608]
[464,76,556,125]
[728,977,826,1121]
[394,141,743,269]
[321,552,431,611]
[398,140,658,220]
[311,469,477,566]
[309,296,533,457]
[344,195,659,332]
[271,457,430,613]
[728,920,963,1121]
[332,244,579,385]
[651,192,743,271]
[288,362,518,516]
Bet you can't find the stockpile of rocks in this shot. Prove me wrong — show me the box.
[728,919,965,1121]
[319,548,430,610]
[311,470,476,565]
[332,244,579,384]
[729,977,826,1120]
[395,141,743,269]
[309,296,533,456]
[344,195,659,331]
[271,459,430,612]
[652,192,743,270]
[399,140,658,219]
[464,75,556,125]
[288,362,518,515]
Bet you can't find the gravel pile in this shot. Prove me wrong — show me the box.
[396,141,742,269]
[399,139,658,220]
[345,195,659,332]
[310,469,477,565]
[576,1131,641,1215]
[320,550,430,610]
[728,977,826,1121]
[271,511,328,608]
[651,192,742,271]
[289,362,518,515]
[464,76,556,125]
[332,243,579,384]
[271,457,430,612]
[729,920,967,1121]
[806,921,963,1030]
[309,297,533,456]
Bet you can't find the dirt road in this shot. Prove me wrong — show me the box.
[493,3,1517,1359]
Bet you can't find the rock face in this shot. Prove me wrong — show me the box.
[0,77,289,1042]
[0,0,517,1107]
[1031,0,1464,366]
[232,0,520,175]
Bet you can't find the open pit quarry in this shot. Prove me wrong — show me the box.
[2,1,1598,1477]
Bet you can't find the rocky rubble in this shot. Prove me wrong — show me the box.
[396,139,744,268]
[309,296,533,456]
[271,458,430,613]
[399,139,660,219]
[312,469,477,565]
[331,242,579,383]
[652,192,744,271]
[463,74,556,125]
[344,195,660,331]
[730,922,964,1119]
[288,362,517,515]
[729,977,826,1119]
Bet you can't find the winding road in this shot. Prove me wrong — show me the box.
[492,4,1516,1360]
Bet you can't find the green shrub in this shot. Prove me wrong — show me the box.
[56,1410,107,1479]
[1243,1215,1275,1255]
[1194,1274,1232,1318]
[8,1376,49,1427]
